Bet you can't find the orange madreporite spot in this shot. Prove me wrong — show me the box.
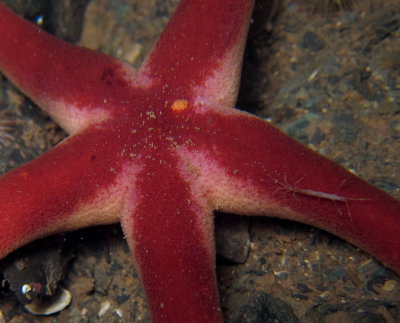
[170,99,188,112]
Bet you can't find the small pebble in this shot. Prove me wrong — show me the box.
[114,308,123,318]
[382,280,397,292]
[98,300,111,317]
[319,291,331,300]
[300,31,325,51]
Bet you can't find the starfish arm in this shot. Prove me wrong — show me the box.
[185,109,400,273]
[0,3,139,134]
[0,127,137,259]
[121,163,222,323]
[140,0,254,109]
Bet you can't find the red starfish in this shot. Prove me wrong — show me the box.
[0,1,399,322]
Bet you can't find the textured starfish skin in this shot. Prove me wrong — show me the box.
[0,1,399,322]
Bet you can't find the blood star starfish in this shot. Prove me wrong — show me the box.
[0,0,399,322]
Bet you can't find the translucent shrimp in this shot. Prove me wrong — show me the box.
[269,172,370,221]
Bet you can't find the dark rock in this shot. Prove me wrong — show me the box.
[306,299,400,323]
[0,236,66,304]
[325,264,347,283]
[332,112,359,144]
[291,293,308,300]
[310,127,325,146]
[93,269,111,295]
[351,68,382,101]
[364,9,400,52]
[297,282,312,293]
[300,31,325,52]
[230,291,300,323]
[258,257,267,265]
[215,213,250,264]
[47,0,90,42]
[3,0,89,42]
[366,275,391,295]
[3,0,45,18]
[116,293,130,305]
[327,75,340,86]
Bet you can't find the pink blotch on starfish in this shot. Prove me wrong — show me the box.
[0,1,399,322]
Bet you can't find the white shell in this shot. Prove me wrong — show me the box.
[24,287,72,315]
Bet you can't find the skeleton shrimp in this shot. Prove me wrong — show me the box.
[268,172,371,222]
